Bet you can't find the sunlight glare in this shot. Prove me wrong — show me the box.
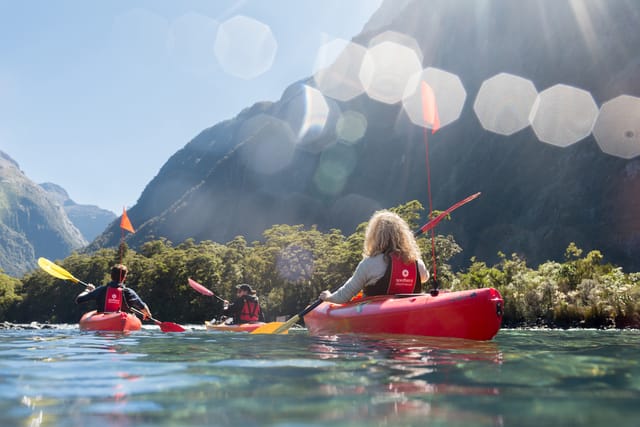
[238,114,295,175]
[336,110,368,143]
[313,41,367,101]
[530,84,598,147]
[369,30,423,63]
[474,73,538,136]
[593,95,640,159]
[359,41,423,104]
[214,15,277,79]
[313,143,358,195]
[402,68,466,129]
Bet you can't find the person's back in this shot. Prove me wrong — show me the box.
[223,284,265,324]
[318,210,429,303]
[75,264,152,319]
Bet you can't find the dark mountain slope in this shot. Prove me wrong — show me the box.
[0,151,87,276]
[40,182,116,242]
[91,0,640,271]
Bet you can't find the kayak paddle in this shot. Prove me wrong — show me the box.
[130,307,186,333]
[413,192,481,237]
[251,192,482,335]
[188,278,226,302]
[37,257,186,333]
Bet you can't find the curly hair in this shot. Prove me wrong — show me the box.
[363,210,421,263]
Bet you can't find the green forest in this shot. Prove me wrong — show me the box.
[1,201,639,329]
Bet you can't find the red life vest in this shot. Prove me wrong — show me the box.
[239,298,261,323]
[386,254,418,294]
[364,254,420,297]
[104,286,123,313]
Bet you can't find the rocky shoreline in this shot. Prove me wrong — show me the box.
[1,321,65,330]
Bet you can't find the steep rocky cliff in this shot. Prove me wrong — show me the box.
[0,151,87,276]
[90,0,640,271]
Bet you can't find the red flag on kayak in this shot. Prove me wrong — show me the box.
[120,207,135,233]
[421,81,440,134]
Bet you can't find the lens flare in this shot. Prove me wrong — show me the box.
[473,73,538,136]
[530,84,598,147]
[359,41,423,104]
[214,15,277,79]
[593,95,640,159]
[336,110,367,143]
[238,114,295,175]
[314,41,367,101]
[313,143,358,195]
[402,68,466,130]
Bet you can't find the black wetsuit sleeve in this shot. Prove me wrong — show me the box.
[76,286,107,311]
[123,288,147,311]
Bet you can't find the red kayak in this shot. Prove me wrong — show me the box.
[205,321,267,333]
[79,310,142,332]
[303,288,503,340]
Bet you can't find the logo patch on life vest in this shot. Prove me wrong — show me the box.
[387,255,417,294]
[105,287,123,312]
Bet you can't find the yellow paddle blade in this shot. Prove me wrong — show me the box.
[250,322,285,334]
[37,257,79,283]
[251,314,299,334]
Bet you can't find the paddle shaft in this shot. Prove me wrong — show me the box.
[130,307,186,332]
[188,278,226,302]
[414,192,480,237]
[130,307,160,325]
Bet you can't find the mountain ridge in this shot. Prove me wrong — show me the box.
[0,150,115,276]
[88,0,640,271]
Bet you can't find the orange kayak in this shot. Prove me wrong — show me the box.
[79,310,142,332]
[205,321,267,332]
[303,288,503,340]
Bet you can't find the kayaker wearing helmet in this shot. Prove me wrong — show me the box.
[318,210,429,303]
[75,264,152,320]
[220,283,265,324]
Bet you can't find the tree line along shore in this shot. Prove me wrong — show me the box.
[1,201,638,329]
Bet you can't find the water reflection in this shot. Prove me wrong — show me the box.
[307,334,504,426]
[2,329,638,426]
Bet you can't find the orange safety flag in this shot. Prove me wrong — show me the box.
[120,207,135,233]
[420,81,440,134]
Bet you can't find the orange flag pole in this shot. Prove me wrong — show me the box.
[420,81,440,284]
[118,207,135,280]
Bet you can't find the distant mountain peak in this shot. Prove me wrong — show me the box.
[0,150,116,276]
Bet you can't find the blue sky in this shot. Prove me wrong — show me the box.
[0,0,381,214]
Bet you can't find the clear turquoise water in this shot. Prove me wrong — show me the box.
[0,327,638,427]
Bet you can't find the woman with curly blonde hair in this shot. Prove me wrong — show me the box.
[319,210,429,303]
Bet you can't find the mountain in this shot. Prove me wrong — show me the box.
[0,151,87,277]
[90,0,640,272]
[39,183,116,242]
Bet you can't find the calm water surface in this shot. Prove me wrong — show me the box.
[0,326,638,427]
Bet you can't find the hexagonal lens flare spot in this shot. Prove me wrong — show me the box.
[529,84,599,147]
[214,15,277,79]
[359,41,423,105]
[237,114,296,175]
[474,73,538,136]
[313,40,367,102]
[402,68,466,130]
[593,95,640,159]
